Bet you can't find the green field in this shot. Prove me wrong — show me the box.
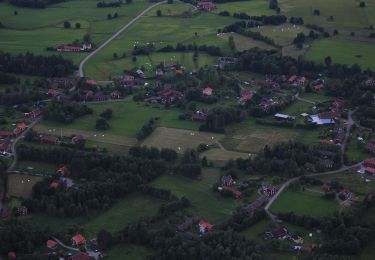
[280,100,313,117]
[82,194,162,238]
[14,160,58,176]
[0,0,151,63]
[241,220,273,242]
[107,245,152,260]
[152,168,245,224]
[214,0,274,16]
[218,32,275,52]
[305,39,375,70]
[84,2,236,79]
[271,189,340,218]
[40,98,200,138]
[299,92,332,103]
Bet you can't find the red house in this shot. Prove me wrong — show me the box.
[197,1,216,11]
[0,131,15,138]
[46,239,58,250]
[41,136,60,145]
[365,167,375,176]
[71,234,86,247]
[198,220,213,233]
[202,86,213,96]
[72,252,90,260]
[47,88,58,96]
[57,166,70,176]
[364,158,375,168]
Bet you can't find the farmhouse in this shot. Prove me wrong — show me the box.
[322,183,331,191]
[266,228,288,240]
[46,240,58,250]
[72,234,86,247]
[50,180,59,189]
[197,1,216,11]
[17,206,28,216]
[319,159,334,169]
[122,75,135,86]
[47,88,58,96]
[72,252,90,260]
[202,86,213,96]
[48,78,76,88]
[56,44,82,52]
[198,220,213,233]
[41,136,60,145]
[221,175,234,187]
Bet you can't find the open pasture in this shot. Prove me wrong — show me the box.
[142,127,224,153]
[271,189,340,218]
[15,160,58,176]
[151,168,243,223]
[39,99,200,138]
[213,0,275,16]
[304,39,375,71]
[200,148,251,164]
[222,120,300,153]
[7,173,43,198]
[0,0,150,63]
[218,32,275,52]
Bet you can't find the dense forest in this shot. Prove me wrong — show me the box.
[9,0,65,8]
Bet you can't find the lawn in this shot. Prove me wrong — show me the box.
[305,39,375,71]
[280,100,313,117]
[345,136,373,165]
[82,194,162,238]
[299,92,332,103]
[107,245,153,260]
[14,160,58,176]
[39,98,200,138]
[0,0,151,63]
[271,189,340,218]
[241,220,273,242]
[7,173,44,198]
[151,168,245,224]
[318,172,375,196]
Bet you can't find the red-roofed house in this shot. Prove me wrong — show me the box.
[0,140,11,152]
[0,131,15,138]
[16,123,27,133]
[50,180,59,189]
[322,183,331,192]
[72,234,86,247]
[288,75,297,83]
[48,88,58,96]
[240,88,252,104]
[364,159,375,168]
[57,166,70,176]
[41,136,59,145]
[319,112,340,120]
[86,79,97,86]
[365,167,375,176]
[198,220,214,233]
[46,239,58,250]
[197,1,216,11]
[202,86,213,96]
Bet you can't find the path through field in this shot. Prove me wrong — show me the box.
[79,0,167,77]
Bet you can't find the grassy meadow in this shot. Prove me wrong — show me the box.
[271,189,340,218]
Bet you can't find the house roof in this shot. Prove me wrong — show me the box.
[199,220,213,230]
[46,239,57,248]
[72,234,85,244]
[203,86,213,95]
[72,252,90,260]
[364,159,375,165]
[50,180,59,189]
[57,166,70,176]
[274,113,292,119]
[16,123,27,130]
[365,167,375,174]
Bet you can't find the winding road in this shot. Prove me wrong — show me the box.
[78,1,167,77]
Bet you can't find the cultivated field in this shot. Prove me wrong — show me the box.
[7,173,43,198]
[200,148,251,164]
[0,0,151,63]
[222,120,300,153]
[271,189,340,218]
[151,168,244,223]
[142,127,224,153]
[305,39,375,71]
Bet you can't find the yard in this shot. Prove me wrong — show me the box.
[39,98,201,139]
[151,168,247,224]
[271,189,340,218]
[7,173,43,198]
[280,100,314,117]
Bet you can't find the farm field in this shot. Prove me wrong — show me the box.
[218,32,275,52]
[214,0,275,16]
[39,98,200,138]
[200,148,251,164]
[0,0,151,63]
[7,173,43,198]
[222,119,301,153]
[280,0,375,32]
[151,168,244,224]
[84,2,236,79]
[304,39,375,71]
[271,189,340,218]
[318,172,375,196]
[82,194,162,238]
[141,127,224,153]
[107,245,152,260]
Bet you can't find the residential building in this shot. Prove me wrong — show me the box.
[198,220,213,233]
[202,86,213,96]
[197,1,216,11]
[46,240,58,250]
[41,136,60,145]
[71,234,86,247]
[364,158,375,168]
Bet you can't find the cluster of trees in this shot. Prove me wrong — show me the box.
[0,88,47,106]
[97,1,121,8]
[0,220,47,255]
[43,101,93,124]
[355,105,375,130]
[18,144,169,217]
[9,0,64,8]
[289,16,304,25]
[136,118,156,140]
[132,43,155,56]
[0,51,75,77]
[235,28,277,46]
[174,149,202,178]
[158,43,222,56]
[231,13,287,25]
[199,107,245,133]
[0,71,17,84]
[129,145,178,162]
[221,208,266,232]
[269,0,279,11]
[107,12,119,19]
[96,108,113,130]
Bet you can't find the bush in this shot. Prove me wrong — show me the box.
[63,21,71,29]
[96,117,109,130]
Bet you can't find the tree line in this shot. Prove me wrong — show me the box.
[43,100,93,124]
[0,51,75,77]
[9,0,64,8]
[158,43,222,56]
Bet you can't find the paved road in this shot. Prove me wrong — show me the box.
[264,109,360,222]
[78,1,167,77]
